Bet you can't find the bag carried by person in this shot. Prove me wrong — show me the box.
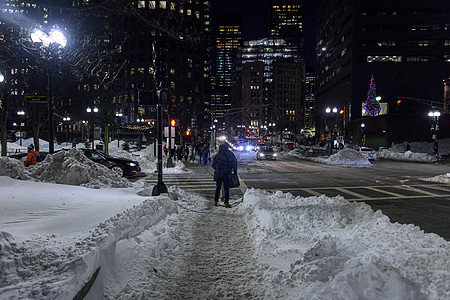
[229,172,240,188]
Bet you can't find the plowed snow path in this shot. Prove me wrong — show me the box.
[104,200,265,299]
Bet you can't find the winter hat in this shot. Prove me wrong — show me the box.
[28,144,34,150]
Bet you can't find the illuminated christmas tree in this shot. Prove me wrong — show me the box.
[364,74,381,116]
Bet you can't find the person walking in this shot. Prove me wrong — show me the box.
[212,143,237,208]
[24,144,40,167]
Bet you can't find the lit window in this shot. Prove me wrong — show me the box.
[170,2,175,10]
[130,68,135,75]
[149,1,156,9]
[367,55,402,63]
[160,1,166,9]
[138,67,145,74]
[187,9,191,16]
[170,68,175,75]
[137,1,145,8]
[171,81,175,89]
[195,11,200,19]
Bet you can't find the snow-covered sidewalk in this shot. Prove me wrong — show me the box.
[103,193,262,299]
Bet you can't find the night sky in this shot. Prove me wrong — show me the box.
[212,0,316,67]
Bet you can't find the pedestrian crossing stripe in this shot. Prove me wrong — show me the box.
[142,174,450,202]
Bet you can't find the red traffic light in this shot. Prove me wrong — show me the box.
[397,99,402,105]
[339,109,344,115]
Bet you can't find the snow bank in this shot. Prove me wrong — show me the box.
[424,172,450,184]
[241,189,450,299]
[313,148,371,166]
[378,149,438,163]
[0,148,129,188]
[0,194,177,299]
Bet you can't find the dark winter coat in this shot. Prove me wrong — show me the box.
[212,144,237,182]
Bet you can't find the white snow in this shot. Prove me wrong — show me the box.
[0,139,449,299]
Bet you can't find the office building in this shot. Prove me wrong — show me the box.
[212,15,242,133]
[316,0,450,147]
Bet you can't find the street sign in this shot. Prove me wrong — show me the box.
[25,91,47,103]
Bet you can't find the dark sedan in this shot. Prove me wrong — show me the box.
[81,148,143,178]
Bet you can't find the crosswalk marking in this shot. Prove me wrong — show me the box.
[142,174,450,202]
[262,184,450,202]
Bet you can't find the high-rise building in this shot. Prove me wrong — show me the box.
[304,68,315,132]
[233,38,303,139]
[212,15,242,133]
[316,0,450,147]
[269,0,304,65]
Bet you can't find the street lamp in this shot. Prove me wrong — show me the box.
[325,107,338,153]
[86,107,98,149]
[428,110,441,155]
[31,27,67,154]
[63,116,70,145]
[16,110,25,146]
[361,123,366,146]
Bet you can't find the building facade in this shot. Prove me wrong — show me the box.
[316,0,450,148]
[211,15,242,135]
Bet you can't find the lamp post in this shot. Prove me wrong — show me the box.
[31,28,67,154]
[115,111,122,148]
[361,123,366,146]
[63,116,70,146]
[17,110,25,146]
[86,106,98,149]
[428,110,441,156]
[0,71,6,156]
[325,106,338,154]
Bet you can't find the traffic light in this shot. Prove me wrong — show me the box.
[171,119,176,127]
[339,109,344,115]
[186,130,190,136]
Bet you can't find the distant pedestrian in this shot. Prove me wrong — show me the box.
[202,143,210,165]
[177,145,183,161]
[72,138,77,148]
[212,143,237,208]
[163,144,168,156]
[183,144,190,161]
[24,144,40,167]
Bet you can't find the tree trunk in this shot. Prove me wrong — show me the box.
[104,124,109,154]
[1,108,7,156]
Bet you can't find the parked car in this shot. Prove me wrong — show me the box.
[256,147,277,160]
[358,147,377,160]
[81,148,143,177]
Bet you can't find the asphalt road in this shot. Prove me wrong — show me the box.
[144,151,450,240]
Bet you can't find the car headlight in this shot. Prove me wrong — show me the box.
[260,153,264,157]
[238,146,244,151]
[273,153,277,157]
[128,162,137,167]
[246,145,252,151]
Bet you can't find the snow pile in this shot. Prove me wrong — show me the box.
[313,148,371,165]
[0,148,129,188]
[424,172,450,184]
[241,189,450,299]
[387,138,450,156]
[378,138,450,162]
[378,149,438,163]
